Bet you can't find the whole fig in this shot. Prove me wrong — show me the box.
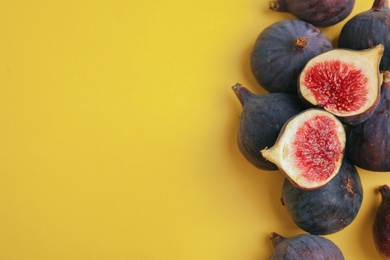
[232,83,306,170]
[251,19,332,94]
[346,71,390,171]
[269,0,355,27]
[338,0,390,71]
[373,185,390,259]
[281,158,363,235]
[269,232,344,259]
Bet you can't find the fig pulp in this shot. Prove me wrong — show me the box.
[338,0,390,71]
[250,19,332,94]
[282,158,363,235]
[299,45,384,125]
[346,71,390,171]
[261,109,346,190]
[269,232,344,259]
[232,83,306,170]
[269,0,355,27]
[373,185,390,259]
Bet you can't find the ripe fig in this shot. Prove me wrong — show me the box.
[269,232,344,259]
[232,83,306,170]
[373,185,390,259]
[338,0,390,71]
[281,158,363,235]
[250,19,333,94]
[261,109,346,190]
[346,71,390,171]
[299,45,384,125]
[269,0,355,27]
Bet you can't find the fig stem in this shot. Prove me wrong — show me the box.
[295,37,308,49]
[232,83,254,106]
[372,0,388,11]
[269,0,288,12]
[379,185,390,199]
[384,71,390,83]
[270,232,286,248]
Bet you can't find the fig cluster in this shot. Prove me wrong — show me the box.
[231,0,390,258]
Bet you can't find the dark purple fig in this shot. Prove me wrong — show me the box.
[250,19,333,94]
[281,158,363,235]
[269,0,355,27]
[373,185,390,259]
[338,0,390,71]
[269,232,344,259]
[346,71,390,171]
[232,83,306,170]
[261,109,346,190]
[299,45,383,125]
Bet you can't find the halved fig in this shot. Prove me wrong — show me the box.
[261,109,346,190]
[298,44,384,125]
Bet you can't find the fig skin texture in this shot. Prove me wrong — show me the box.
[232,83,306,170]
[298,44,384,125]
[269,232,344,259]
[281,158,363,235]
[269,0,355,27]
[373,185,390,259]
[261,108,346,190]
[346,71,390,171]
[338,0,390,71]
[250,19,333,94]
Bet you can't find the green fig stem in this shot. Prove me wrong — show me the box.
[379,185,390,200]
[373,0,388,11]
[270,232,286,248]
[384,71,390,83]
[269,0,288,12]
[295,37,308,49]
[232,83,255,106]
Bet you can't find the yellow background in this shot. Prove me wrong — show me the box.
[0,0,388,259]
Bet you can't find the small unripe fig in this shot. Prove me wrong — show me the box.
[269,232,344,259]
[232,83,306,170]
[261,109,346,190]
[373,185,390,259]
[282,158,363,235]
[251,19,333,94]
[269,0,355,27]
[346,71,390,171]
[299,45,384,125]
[338,0,390,71]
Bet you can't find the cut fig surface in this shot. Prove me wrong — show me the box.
[299,45,384,125]
[261,109,346,190]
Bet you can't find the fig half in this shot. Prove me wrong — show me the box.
[261,109,346,190]
[299,45,384,125]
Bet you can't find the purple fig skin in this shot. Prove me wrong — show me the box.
[346,71,390,171]
[338,0,390,71]
[232,83,306,170]
[373,185,390,259]
[281,158,363,235]
[269,0,356,27]
[269,232,345,259]
[251,19,333,94]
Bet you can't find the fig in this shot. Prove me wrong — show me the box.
[373,185,390,259]
[338,0,390,71]
[281,158,363,235]
[298,44,384,125]
[269,0,355,27]
[232,83,306,170]
[261,108,346,190]
[346,71,390,171]
[250,19,333,94]
[269,232,344,259]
